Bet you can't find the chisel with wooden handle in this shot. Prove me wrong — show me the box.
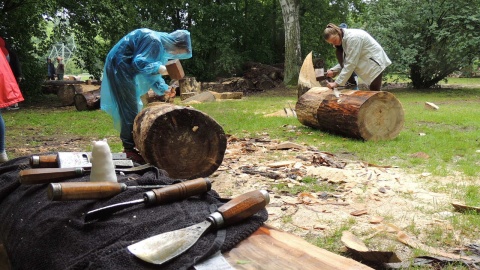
[84,178,212,222]
[19,164,155,185]
[47,182,169,201]
[127,189,270,265]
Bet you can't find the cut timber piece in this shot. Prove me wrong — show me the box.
[133,103,227,179]
[297,52,321,98]
[140,89,168,105]
[210,91,243,100]
[74,89,100,111]
[224,225,373,270]
[182,91,216,104]
[165,59,185,80]
[57,84,82,106]
[296,88,404,141]
[180,92,197,100]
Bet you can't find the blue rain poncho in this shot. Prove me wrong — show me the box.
[100,28,192,148]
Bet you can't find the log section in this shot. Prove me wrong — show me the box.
[57,84,82,106]
[296,88,404,141]
[74,89,100,111]
[133,103,227,179]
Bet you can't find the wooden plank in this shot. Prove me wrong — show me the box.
[224,225,373,270]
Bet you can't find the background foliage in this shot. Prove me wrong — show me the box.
[0,0,479,98]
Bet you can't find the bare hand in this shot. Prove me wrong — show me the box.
[327,82,338,89]
[326,70,334,77]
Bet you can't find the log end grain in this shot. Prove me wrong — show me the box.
[357,91,404,141]
[134,104,227,179]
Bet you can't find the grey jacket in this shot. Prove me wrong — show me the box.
[330,28,391,86]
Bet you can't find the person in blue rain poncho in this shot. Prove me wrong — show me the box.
[100,28,192,163]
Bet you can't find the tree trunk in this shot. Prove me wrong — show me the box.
[74,89,101,111]
[279,0,301,85]
[133,103,227,179]
[295,88,404,141]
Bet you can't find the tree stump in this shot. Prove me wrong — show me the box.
[296,87,404,141]
[179,77,201,98]
[57,84,82,106]
[133,103,227,179]
[74,89,101,111]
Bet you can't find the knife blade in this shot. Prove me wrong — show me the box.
[127,189,270,265]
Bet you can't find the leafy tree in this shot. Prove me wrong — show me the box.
[366,0,480,88]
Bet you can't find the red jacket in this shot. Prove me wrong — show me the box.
[0,51,23,108]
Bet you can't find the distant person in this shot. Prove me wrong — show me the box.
[47,58,56,80]
[101,28,192,164]
[0,50,24,163]
[56,57,65,80]
[324,23,391,91]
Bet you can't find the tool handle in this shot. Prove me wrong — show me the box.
[216,190,270,227]
[148,178,212,205]
[48,182,125,201]
[29,155,58,168]
[19,168,85,185]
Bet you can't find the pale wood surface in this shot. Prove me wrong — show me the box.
[224,225,373,270]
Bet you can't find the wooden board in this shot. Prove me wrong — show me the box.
[224,224,373,270]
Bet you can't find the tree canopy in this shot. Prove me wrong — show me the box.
[366,0,480,88]
[2,0,477,97]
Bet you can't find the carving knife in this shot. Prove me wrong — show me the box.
[127,189,270,265]
[84,178,212,222]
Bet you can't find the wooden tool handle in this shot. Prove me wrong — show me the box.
[149,178,211,205]
[19,168,85,185]
[217,190,270,227]
[29,155,58,168]
[48,182,125,201]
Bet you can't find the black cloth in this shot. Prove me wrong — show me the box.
[0,155,268,270]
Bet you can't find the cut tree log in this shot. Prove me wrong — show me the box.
[295,87,404,141]
[57,84,82,106]
[133,103,227,179]
[74,89,100,111]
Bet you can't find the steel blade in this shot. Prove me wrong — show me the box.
[128,220,211,265]
[84,198,145,222]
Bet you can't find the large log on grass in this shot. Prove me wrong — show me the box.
[296,87,404,141]
[133,103,227,179]
[74,89,100,111]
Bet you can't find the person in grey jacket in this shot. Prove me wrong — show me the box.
[324,23,391,91]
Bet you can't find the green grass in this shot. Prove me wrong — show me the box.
[191,86,480,178]
[5,80,480,269]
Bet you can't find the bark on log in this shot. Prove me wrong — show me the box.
[296,88,404,141]
[57,85,82,106]
[133,103,227,179]
[74,89,101,111]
